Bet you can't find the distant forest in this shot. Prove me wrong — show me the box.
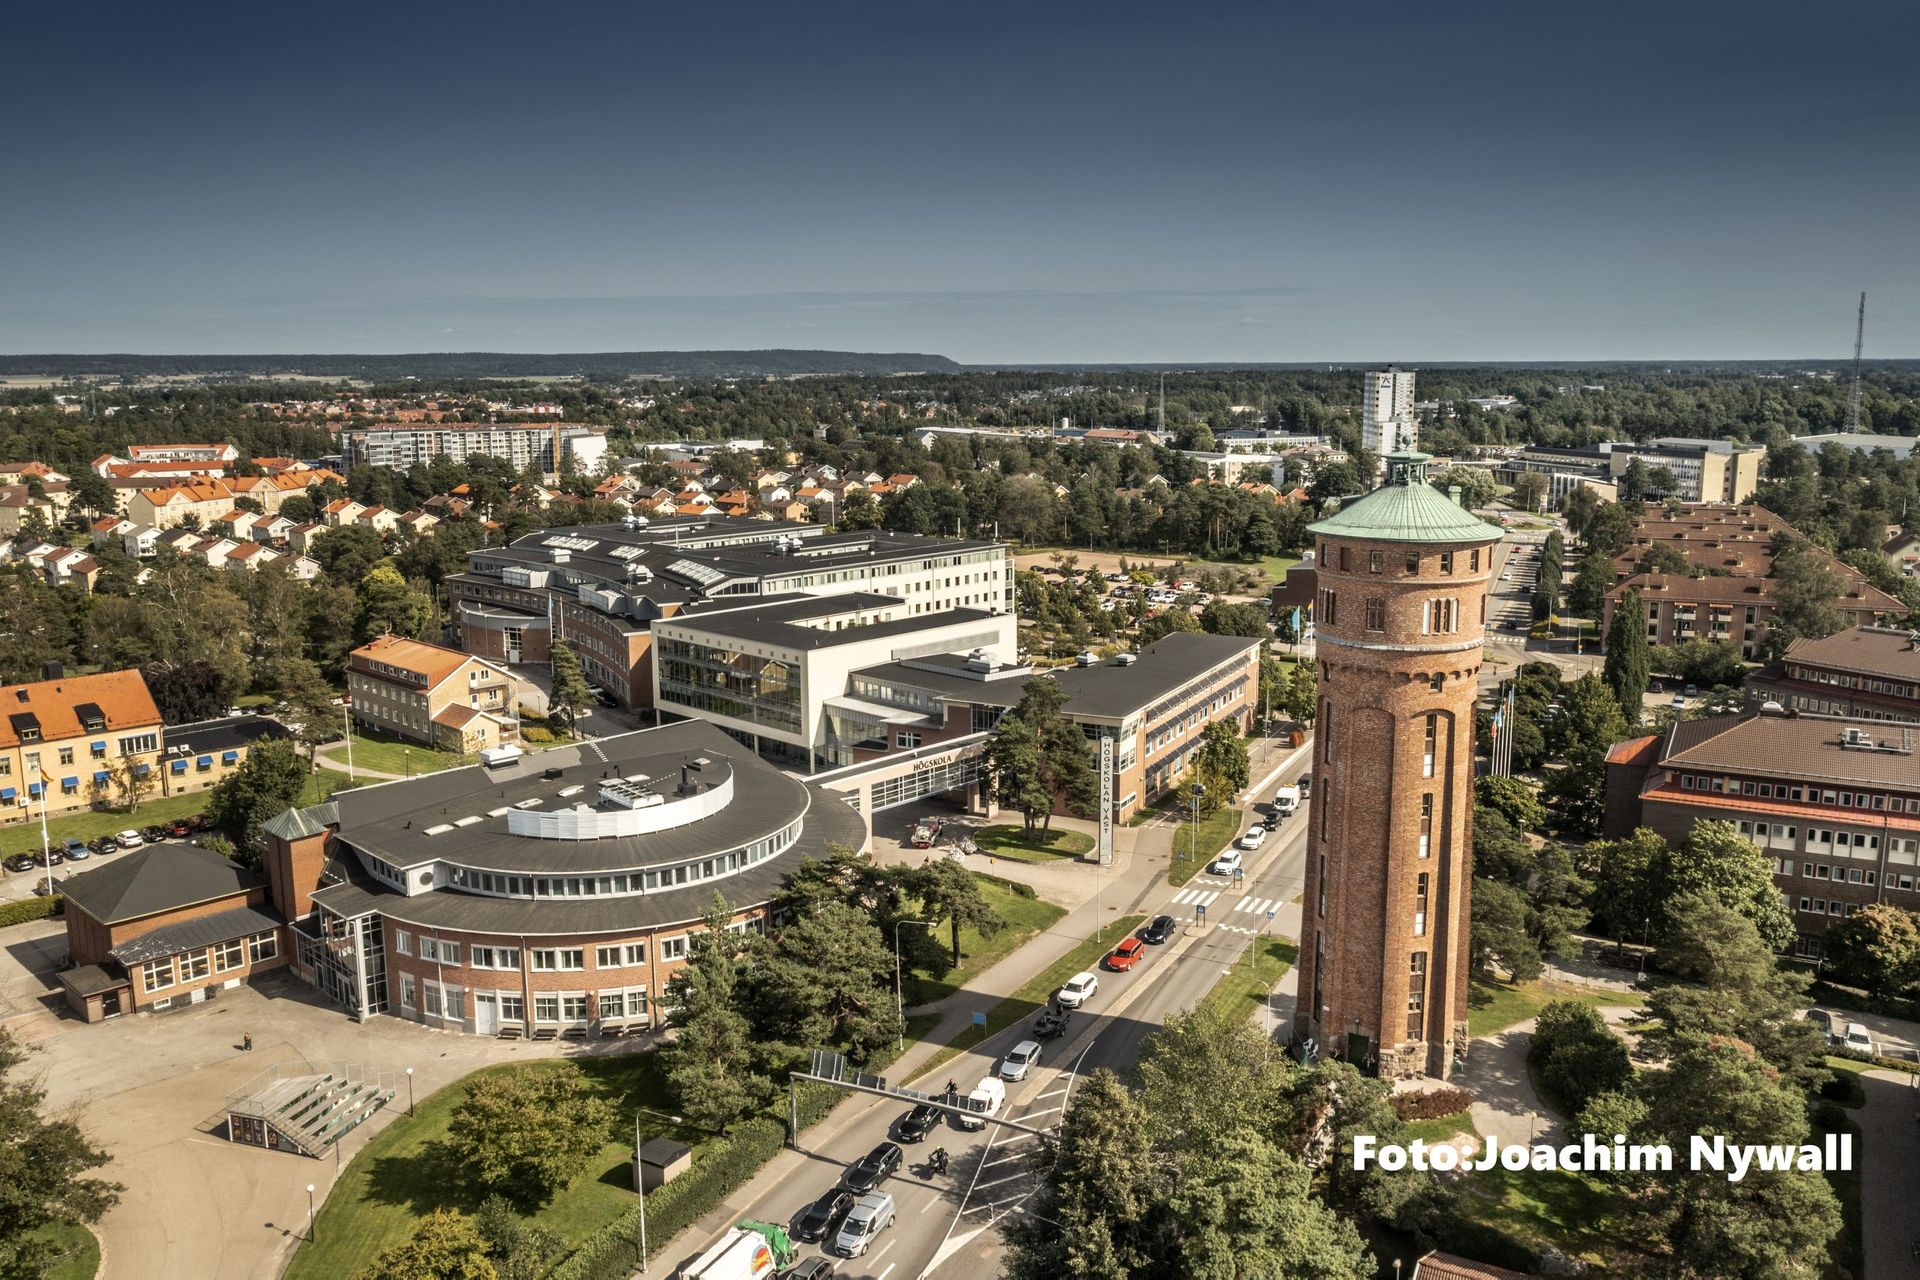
[0,349,964,380]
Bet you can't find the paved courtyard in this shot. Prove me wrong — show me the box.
[0,929,647,1280]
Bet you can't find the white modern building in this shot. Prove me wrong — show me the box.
[1361,367,1419,459]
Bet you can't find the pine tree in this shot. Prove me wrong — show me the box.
[1602,586,1651,723]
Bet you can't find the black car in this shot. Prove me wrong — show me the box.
[788,1259,837,1280]
[793,1188,853,1242]
[843,1141,902,1193]
[141,825,167,842]
[92,836,119,855]
[1141,914,1177,945]
[896,1103,941,1143]
[1296,774,1312,798]
[1032,1007,1072,1039]
[35,849,63,868]
[3,853,36,874]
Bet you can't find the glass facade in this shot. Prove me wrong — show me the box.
[656,638,801,733]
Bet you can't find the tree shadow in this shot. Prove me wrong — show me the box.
[360,1136,476,1216]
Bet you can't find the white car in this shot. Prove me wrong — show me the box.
[1842,1023,1876,1056]
[1214,849,1247,876]
[114,829,146,848]
[999,1040,1042,1081]
[1056,971,1099,1008]
[1237,826,1268,851]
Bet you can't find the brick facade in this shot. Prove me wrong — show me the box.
[1298,527,1494,1080]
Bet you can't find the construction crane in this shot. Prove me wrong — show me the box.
[1846,291,1866,433]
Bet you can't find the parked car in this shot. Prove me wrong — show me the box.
[793,1188,854,1242]
[1683,683,1700,698]
[1842,1023,1876,1056]
[114,829,145,848]
[999,1039,1042,1081]
[895,1103,941,1143]
[62,837,91,861]
[1141,914,1177,945]
[1803,1009,1834,1043]
[1297,773,1312,798]
[1057,972,1099,1008]
[1670,695,1688,709]
[832,1192,895,1258]
[140,824,166,842]
[843,1142,902,1193]
[186,814,213,832]
[169,819,194,837]
[90,836,119,855]
[1106,936,1146,971]
[34,848,62,868]
[4,853,36,874]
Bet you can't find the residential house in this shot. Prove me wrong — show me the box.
[346,635,521,753]
[0,668,165,822]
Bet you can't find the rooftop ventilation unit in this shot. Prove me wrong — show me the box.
[1115,653,1138,666]
[424,823,455,836]
[964,649,994,673]
[454,814,483,827]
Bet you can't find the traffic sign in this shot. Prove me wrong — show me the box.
[1265,909,1276,921]
[1196,903,1207,921]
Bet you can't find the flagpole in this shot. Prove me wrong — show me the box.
[342,699,355,781]
[38,778,53,898]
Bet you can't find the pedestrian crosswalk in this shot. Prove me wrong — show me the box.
[1170,887,1285,916]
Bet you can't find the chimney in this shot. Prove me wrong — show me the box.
[1448,485,1463,507]
[40,660,63,682]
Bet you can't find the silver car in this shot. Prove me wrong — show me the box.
[832,1191,895,1257]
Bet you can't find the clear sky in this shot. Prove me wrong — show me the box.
[5,0,1917,363]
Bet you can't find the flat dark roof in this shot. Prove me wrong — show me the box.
[166,714,290,756]
[660,600,998,652]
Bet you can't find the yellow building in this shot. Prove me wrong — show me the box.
[346,635,520,753]
[0,670,164,821]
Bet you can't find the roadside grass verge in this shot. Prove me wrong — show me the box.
[971,823,1093,863]
[23,1221,98,1280]
[911,914,1146,1084]
[1193,935,1296,1025]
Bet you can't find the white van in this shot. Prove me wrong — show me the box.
[1270,785,1301,816]
[959,1076,1005,1130]
[1843,1023,1876,1056]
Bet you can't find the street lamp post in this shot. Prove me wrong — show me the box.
[1188,783,1205,862]
[305,1183,316,1243]
[405,1066,414,1116]
[893,919,936,1050]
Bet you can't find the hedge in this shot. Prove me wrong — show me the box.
[547,1116,787,1280]
[0,895,61,928]
[971,870,1038,900]
[1391,1086,1473,1122]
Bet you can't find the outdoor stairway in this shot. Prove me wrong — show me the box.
[226,1063,398,1158]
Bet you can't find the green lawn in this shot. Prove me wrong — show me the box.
[913,914,1146,1084]
[902,879,1066,1007]
[1458,1166,1637,1268]
[22,1221,99,1280]
[288,1055,693,1280]
[0,790,213,857]
[1194,936,1296,1024]
[1467,976,1640,1038]
[331,730,471,777]
[971,823,1094,863]
[1402,1110,1477,1145]
[297,768,358,806]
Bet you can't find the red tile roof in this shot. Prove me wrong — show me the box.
[0,669,162,749]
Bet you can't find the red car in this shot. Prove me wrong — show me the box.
[1105,937,1146,971]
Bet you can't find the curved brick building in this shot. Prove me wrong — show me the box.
[263,720,865,1037]
[1296,452,1500,1079]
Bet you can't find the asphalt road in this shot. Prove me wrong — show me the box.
[681,786,1315,1280]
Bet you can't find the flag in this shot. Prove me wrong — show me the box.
[1491,708,1503,737]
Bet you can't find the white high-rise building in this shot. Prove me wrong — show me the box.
[1361,366,1418,458]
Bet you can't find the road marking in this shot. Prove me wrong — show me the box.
[973,1172,1028,1194]
[876,1264,896,1280]
[874,1241,895,1262]
[1195,890,1220,907]
[1233,895,1252,912]
[1032,1087,1068,1101]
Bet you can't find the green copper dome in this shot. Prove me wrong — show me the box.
[1306,452,1504,545]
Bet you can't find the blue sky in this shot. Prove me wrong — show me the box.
[5,0,1917,362]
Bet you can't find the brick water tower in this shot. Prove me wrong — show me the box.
[1296,451,1500,1079]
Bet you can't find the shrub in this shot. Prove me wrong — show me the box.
[1817,1072,1865,1107]
[1527,1000,1631,1115]
[1391,1087,1473,1122]
[0,895,62,928]
[521,726,555,744]
[971,871,1037,900]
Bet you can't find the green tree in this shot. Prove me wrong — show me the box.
[353,561,434,644]
[204,738,310,868]
[1583,501,1637,556]
[105,754,158,814]
[444,1066,614,1208]
[1541,674,1628,833]
[1668,820,1794,952]
[1526,1000,1630,1114]
[264,656,343,762]
[912,859,1004,969]
[1004,1070,1158,1280]
[1820,902,1920,998]
[1198,600,1272,638]
[1561,486,1601,541]
[1581,827,1670,943]
[750,900,903,1063]
[0,1027,120,1280]
[355,1208,498,1280]
[472,1196,560,1280]
[1602,586,1652,723]
[1162,1129,1371,1280]
[547,639,592,725]
[1281,661,1316,723]
[983,678,1097,834]
[661,897,770,1130]
[1565,548,1616,618]
[68,469,116,520]
[1474,775,1544,831]
[1470,877,1543,981]
[1765,536,1846,650]
[1190,720,1251,812]
[1138,609,1203,645]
